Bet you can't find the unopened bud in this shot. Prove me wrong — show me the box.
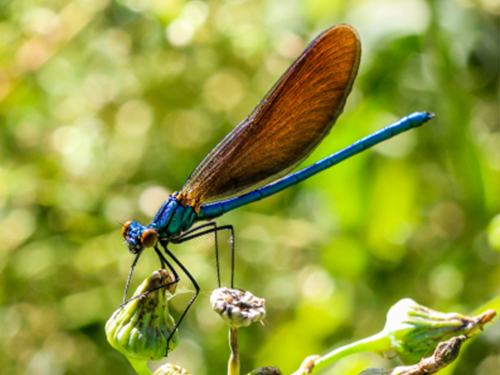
[381,299,495,364]
[106,269,179,361]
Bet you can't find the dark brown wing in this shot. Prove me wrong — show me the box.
[181,24,361,203]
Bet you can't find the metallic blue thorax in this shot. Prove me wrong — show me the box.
[151,195,198,238]
[124,195,199,252]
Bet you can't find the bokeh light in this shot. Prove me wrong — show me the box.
[0,0,498,374]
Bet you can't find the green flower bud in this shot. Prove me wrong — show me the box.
[211,287,266,328]
[153,363,190,375]
[106,269,179,361]
[380,299,495,364]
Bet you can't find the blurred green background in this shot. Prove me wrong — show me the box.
[0,0,498,374]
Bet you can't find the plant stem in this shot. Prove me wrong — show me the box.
[127,358,153,375]
[228,327,240,375]
[291,332,391,375]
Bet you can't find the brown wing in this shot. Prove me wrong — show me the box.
[181,24,361,203]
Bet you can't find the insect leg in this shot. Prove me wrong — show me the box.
[176,224,236,288]
[174,222,220,285]
[159,240,200,355]
[121,247,180,307]
[122,252,142,306]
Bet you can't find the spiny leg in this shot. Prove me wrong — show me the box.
[159,240,200,355]
[157,248,167,269]
[122,252,142,306]
[153,245,180,289]
[121,247,180,307]
[175,222,221,286]
[176,223,235,288]
[179,221,219,237]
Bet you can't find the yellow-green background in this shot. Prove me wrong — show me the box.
[0,0,498,374]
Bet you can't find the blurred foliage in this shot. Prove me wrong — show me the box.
[0,0,498,374]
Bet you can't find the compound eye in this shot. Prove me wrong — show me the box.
[141,229,158,248]
[122,221,133,238]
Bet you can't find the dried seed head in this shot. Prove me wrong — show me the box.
[211,287,266,328]
[153,363,190,375]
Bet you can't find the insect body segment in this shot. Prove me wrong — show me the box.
[122,220,151,253]
[122,194,200,254]
[199,111,434,220]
